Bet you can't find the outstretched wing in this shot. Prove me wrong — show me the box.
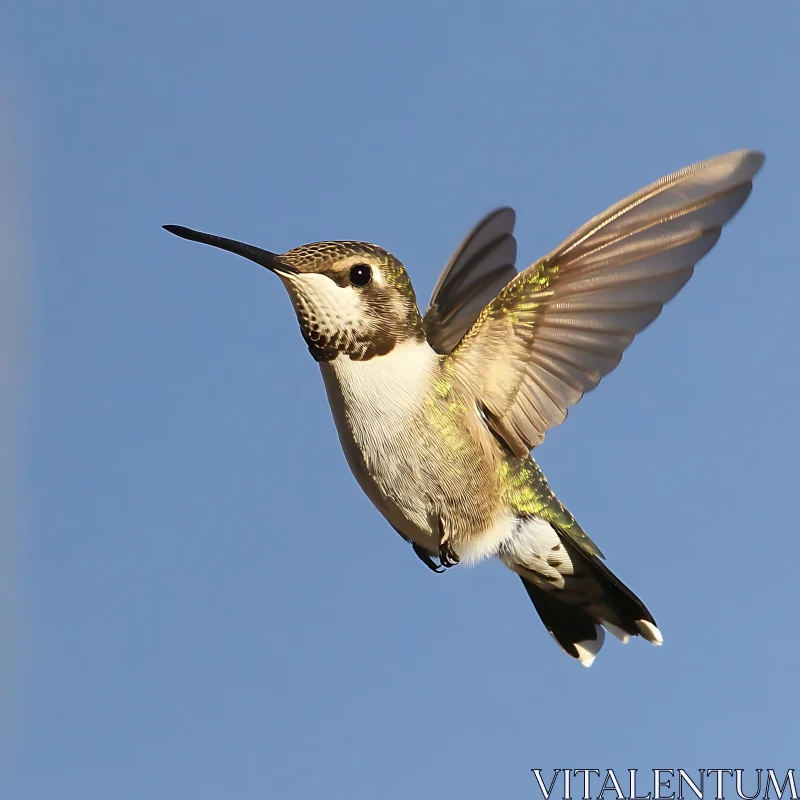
[423,207,518,354]
[448,150,765,457]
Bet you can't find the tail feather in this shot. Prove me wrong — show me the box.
[520,577,606,667]
[504,516,662,665]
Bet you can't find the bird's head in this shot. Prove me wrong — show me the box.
[164,226,425,361]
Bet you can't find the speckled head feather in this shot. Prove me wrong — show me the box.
[275,241,425,362]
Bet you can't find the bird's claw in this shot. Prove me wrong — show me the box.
[411,541,459,573]
[410,519,460,573]
[438,539,460,569]
[412,543,446,573]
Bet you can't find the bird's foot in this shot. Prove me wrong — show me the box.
[438,539,460,569]
[412,543,446,573]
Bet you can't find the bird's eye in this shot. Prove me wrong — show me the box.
[348,263,372,287]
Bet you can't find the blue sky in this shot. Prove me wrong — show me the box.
[2,2,799,797]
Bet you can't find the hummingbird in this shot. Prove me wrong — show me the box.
[164,150,763,666]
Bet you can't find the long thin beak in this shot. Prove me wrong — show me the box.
[162,225,298,275]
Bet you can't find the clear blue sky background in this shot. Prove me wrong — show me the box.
[2,2,798,797]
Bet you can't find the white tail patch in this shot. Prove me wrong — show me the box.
[574,626,605,668]
[636,619,663,646]
[603,621,631,644]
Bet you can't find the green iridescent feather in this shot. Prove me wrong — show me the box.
[499,458,604,559]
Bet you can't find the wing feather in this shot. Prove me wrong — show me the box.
[449,150,765,455]
[423,207,518,354]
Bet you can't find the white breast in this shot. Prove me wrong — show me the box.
[320,338,442,549]
[331,337,438,414]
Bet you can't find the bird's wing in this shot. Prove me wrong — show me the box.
[447,150,765,457]
[423,207,518,354]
